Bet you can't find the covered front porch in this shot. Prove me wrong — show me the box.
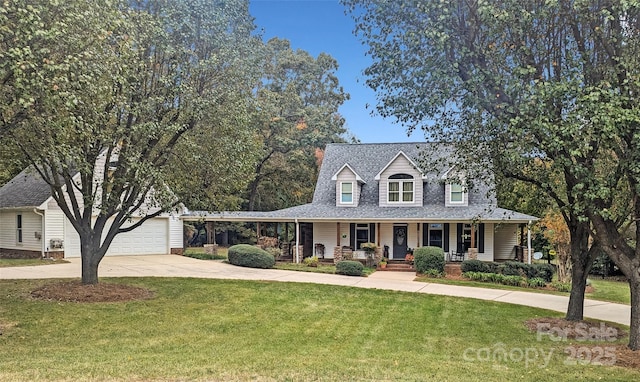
[182,212,534,265]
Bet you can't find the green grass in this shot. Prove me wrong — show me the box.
[0,278,636,381]
[0,258,69,267]
[588,278,631,304]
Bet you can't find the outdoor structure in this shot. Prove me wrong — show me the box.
[0,159,184,259]
[185,142,538,263]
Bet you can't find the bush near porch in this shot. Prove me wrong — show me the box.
[461,259,555,283]
[227,244,275,269]
[414,246,445,274]
[335,260,364,276]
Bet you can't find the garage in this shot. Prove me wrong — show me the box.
[64,217,169,258]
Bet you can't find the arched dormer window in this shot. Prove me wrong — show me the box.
[388,173,414,203]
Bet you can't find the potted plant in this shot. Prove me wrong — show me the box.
[361,242,378,267]
[379,257,388,269]
[361,242,378,255]
[405,254,414,265]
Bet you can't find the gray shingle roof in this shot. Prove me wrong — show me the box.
[186,142,538,223]
[0,167,52,209]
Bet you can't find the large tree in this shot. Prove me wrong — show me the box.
[344,0,636,333]
[245,38,349,211]
[0,0,260,284]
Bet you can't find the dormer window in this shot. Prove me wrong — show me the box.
[332,164,364,207]
[450,183,465,204]
[340,182,353,204]
[388,174,414,203]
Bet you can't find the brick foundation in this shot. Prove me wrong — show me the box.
[45,251,65,260]
[0,248,41,259]
[171,248,184,255]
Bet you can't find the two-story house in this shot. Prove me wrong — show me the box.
[186,142,538,262]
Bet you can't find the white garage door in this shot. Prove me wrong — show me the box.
[64,217,168,258]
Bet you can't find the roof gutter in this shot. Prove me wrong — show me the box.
[32,208,45,258]
[180,215,538,224]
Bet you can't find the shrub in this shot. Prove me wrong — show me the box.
[303,256,319,267]
[488,273,504,283]
[501,261,526,277]
[184,250,227,260]
[227,244,275,269]
[551,282,572,292]
[485,262,501,274]
[264,247,282,259]
[532,263,555,282]
[503,275,526,286]
[423,269,444,278]
[335,260,364,276]
[462,271,480,281]
[527,277,548,288]
[461,259,488,273]
[414,246,445,273]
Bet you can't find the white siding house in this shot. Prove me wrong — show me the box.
[185,143,538,264]
[0,160,185,259]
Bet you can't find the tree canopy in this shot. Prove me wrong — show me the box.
[0,0,261,284]
[245,38,349,211]
[344,0,640,349]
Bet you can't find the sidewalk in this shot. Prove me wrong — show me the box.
[0,255,630,326]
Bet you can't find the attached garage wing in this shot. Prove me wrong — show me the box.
[64,217,169,258]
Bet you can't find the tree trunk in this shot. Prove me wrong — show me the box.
[80,236,105,285]
[247,178,259,211]
[565,221,593,321]
[566,262,588,320]
[629,276,640,350]
[81,251,99,285]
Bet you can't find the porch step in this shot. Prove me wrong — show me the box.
[378,261,415,272]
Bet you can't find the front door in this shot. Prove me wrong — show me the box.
[393,225,408,259]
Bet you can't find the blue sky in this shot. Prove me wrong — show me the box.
[249,0,422,143]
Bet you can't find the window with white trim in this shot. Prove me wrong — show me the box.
[388,174,414,203]
[16,214,23,243]
[355,223,371,249]
[450,183,465,203]
[340,182,353,204]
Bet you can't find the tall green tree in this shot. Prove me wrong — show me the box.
[0,0,259,284]
[343,0,637,338]
[245,38,349,211]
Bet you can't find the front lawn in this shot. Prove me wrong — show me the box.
[0,278,636,381]
[589,278,631,304]
[0,258,68,268]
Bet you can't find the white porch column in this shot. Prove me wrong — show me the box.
[295,219,300,264]
[527,220,532,264]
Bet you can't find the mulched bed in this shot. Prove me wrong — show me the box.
[525,317,640,369]
[31,280,154,303]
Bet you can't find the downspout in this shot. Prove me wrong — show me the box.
[33,208,45,258]
[527,220,532,264]
[295,219,300,264]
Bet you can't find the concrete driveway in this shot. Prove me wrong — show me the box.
[0,254,630,326]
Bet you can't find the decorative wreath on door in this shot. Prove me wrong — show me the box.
[396,228,406,245]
